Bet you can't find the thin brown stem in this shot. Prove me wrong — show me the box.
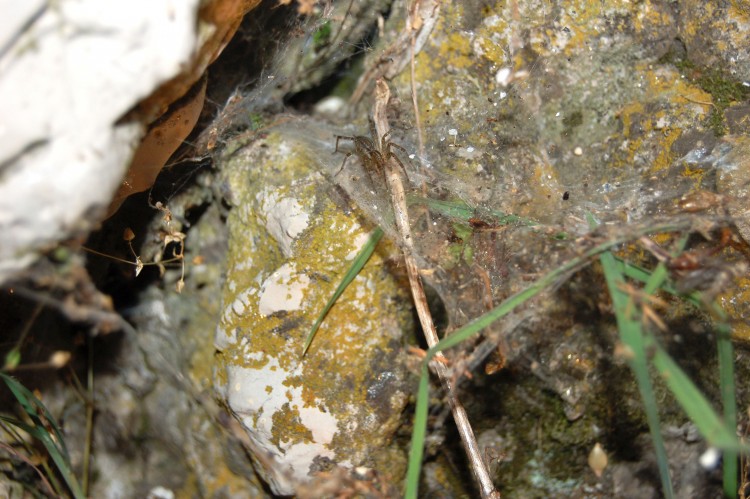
[373,79,500,499]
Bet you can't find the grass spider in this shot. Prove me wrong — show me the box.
[333,126,410,186]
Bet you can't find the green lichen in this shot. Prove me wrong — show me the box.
[561,110,583,137]
[445,222,474,268]
[672,60,750,136]
[312,21,332,48]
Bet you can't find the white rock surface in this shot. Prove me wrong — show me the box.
[215,132,410,496]
[0,0,200,283]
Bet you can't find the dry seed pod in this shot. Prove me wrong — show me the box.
[588,442,608,478]
[49,351,72,368]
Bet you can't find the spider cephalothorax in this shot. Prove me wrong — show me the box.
[334,127,410,186]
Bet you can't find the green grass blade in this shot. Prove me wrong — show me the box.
[591,214,674,498]
[0,414,45,440]
[0,373,84,499]
[404,221,692,496]
[613,256,702,305]
[405,220,696,496]
[407,194,539,226]
[651,345,744,452]
[404,362,431,499]
[4,348,21,370]
[712,304,739,497]
[0,372,71,462]
[614,244,741,495]
[601,256,675,498]
[0,417,67,497]
[301,227,384,356]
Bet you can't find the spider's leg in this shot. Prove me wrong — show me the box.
[388,142,409,155]
[334,153,353,177]
[387,152,411,182]
[379,130,394,152]
[335,135,355,154]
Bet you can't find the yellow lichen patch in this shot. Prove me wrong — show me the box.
[413,48,436,84]
[474,36,507,68]
[730,0,750,19]
[650,72,714,114]
[619,101,647,140]
[540,0,666,58]
[556,2,606,55]
[609,64,714,175]
[300,383,318,408]
[680,162,704,182]
[720,276,750,343]
[631,0,673,37]
[650,126,682,174]
[270,403,314,447]
[436,31,473,71]
[522,158,563,220]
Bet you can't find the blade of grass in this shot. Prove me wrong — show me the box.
[712,303,739,498]
[0,373,84,499]
[614,256,702,305]
[407,194,539,226]
[615,246,741,495]
[598,247,676,498]
[0,441,57,497]
[405,220,692,497]
[591,213,674,498]
[0,415,70,496]
[0,419,66,496]
[301,227,384,356]
[405,361,431,499]
[1,372,71,461]
[649,345,745,452]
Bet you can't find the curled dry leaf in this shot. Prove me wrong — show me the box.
[164,231,186,248]
[106,76,207,217]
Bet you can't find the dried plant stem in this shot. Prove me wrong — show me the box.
[373,79,500,499]
[408,3,432,221]
[82,334,94,496]
[350,0,439,105]
[408,4,426,171]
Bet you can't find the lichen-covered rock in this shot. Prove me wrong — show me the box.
[678,0,750,82]
[214,126,412,495]
[343,1,750,496]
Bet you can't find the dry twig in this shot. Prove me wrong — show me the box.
[373,79,500,499]
[350,0,440,105]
